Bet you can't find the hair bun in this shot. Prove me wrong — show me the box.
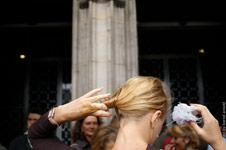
[104,87,122,108]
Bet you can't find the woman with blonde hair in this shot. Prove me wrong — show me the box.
[103,76,170,149]
[28,76,226,150]
[165,125,199,150]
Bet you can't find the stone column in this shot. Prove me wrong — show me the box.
[72,0,138,122]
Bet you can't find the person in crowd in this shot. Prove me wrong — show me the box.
[9,107,43,150]
[28,76,226,150]
[164,125,199,150]
[91,124,118,150]
[70,116,103,150]
[163,136,172,150]
[104,76,169,149]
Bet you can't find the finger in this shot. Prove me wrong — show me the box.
[80,102,109,115]
[92,103,108,111]
[189,121,202,136]
[190,104,212,120]
[89,93,111,103]
[81,88,103,98]
[172,146,176,150]
[91,110,112,117]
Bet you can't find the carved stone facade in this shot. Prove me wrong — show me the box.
[72,0,138,116]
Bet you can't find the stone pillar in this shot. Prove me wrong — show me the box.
[72,0,138,122]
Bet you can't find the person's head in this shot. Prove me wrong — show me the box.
[104,76,170,145]
[91,124,118,150]
[27,107,43,129]
[168,125,199,150]
[71,116,103,143]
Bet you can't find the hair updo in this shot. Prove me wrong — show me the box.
[104,76,169,119]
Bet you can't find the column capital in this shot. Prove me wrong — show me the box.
[78,0,125,8]
[78,0,89,9]
[92,0,111,3]
[114,0,126,8]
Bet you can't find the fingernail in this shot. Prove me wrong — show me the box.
[106,93,111,96]
[98,87,104,90]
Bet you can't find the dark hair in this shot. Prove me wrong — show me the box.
[71,116,103,143]
[27,107,44,118]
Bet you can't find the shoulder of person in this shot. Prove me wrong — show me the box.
[187,146,198,150]
[70,143,82,150]
[9,135,28,150]
[71,139,90,150]
[0,144,7,150]
[10,135,27,144]
[76,139,89,146]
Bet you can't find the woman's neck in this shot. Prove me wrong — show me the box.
[112,119,151,150]
[84,135,92,143]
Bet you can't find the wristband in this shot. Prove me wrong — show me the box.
[48,107,65,131]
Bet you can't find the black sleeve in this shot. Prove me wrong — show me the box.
[28,111,76,150]
[8,135,27,150]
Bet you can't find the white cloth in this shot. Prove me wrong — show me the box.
[172,103,199,125]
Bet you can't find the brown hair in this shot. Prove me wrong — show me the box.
[71,116,103,143]
[110,115,120,128]
[104,76,169,119]
[168,125,200,148]
[91,124,118,150]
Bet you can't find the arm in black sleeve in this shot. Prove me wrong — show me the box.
[28,111,76,150]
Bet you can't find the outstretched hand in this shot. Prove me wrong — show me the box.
[189,104,225,150]
[53,88,112,124]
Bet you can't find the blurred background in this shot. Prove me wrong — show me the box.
[0,1,225,148]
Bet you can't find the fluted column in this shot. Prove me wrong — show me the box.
[72,0,138,122]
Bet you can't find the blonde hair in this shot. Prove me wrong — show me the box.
[104,76,169,119]
[91,124,118,150]
[168,125,200,148]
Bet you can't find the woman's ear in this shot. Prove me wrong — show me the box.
[184,137,190,144]
[150,110,162,127]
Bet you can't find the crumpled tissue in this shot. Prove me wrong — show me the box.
[172,103,199,125]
